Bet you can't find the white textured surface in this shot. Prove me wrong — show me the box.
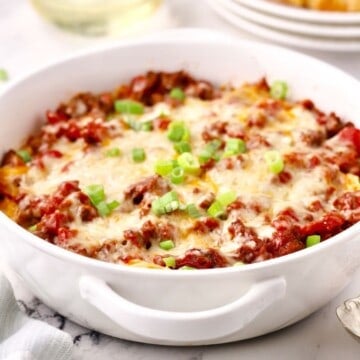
[1,0,360,359]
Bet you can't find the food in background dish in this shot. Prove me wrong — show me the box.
[1,71,359,269]
[276,0,360,11]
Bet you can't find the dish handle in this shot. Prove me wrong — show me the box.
[79,275,286,343]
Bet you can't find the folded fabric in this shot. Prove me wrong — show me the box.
[0,275,73,360]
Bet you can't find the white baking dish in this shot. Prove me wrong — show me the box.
[1,30,360,346]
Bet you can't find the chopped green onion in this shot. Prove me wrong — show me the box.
[207,200,225,218]
[96,201,111,217]
[154,159,174,176]
[174,141,191,154]
[167,121,190,142]
[114,99,144,115]
[105,148,121,157]
[181,128,191,142]
[213,153,221,162]
[95,200,120,217]
[306,234,321,248]
[198,152,212,164]
[164,200,180,213]
[264,150,284,174]
[17,150,32,163]
[198,139,222,164]
[132,148,146,163]
[141,121,153,131]
[177,152,200,175]
[171,167,185,184]
[84,185,118,217]
[207,139,222,153]
[163,256,176,268]
[152,191,180,216]
[123,116,141,131]
[159,240,175,251]
[186,203,201,218]
[223,138,246,157]
[161,190,178,203]
[84,184,105,205]
[179,266,195,270]
[207,191,236,218]
[233,261,244,266]
[107,200,120,211]
[270,81,288,100]
[169,87,185,101]
[0,69,8,82]
[217,191,237,207]
[28,224,37,232]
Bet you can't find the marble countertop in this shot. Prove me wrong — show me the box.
[1,0,360,359]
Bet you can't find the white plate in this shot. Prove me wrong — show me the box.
[234,0,360,24]
[222,0,360,38]
[209,0,360,52]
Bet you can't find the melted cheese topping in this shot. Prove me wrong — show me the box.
[11,81,360,268]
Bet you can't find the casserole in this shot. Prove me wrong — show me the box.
[1,70,359,269]
[1,32,360,345]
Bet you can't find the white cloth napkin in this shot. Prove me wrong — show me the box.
[0,276,73,360]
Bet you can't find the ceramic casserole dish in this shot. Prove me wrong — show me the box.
[1,31,360,346]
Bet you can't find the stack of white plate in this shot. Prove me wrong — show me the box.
[208,0,360,52]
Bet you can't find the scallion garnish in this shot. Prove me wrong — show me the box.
[85,184,106,205]
[179,266,195,270]
[141,121,153,131]
[0,69,8,82]
[171,167,185,184]
[177,152,200,175]
[84,184,119,217]
[152,191,180,216]
[169,87,185,101]
[123,116,140,131]
[107,200,120,211]
[198,139,222,164]
[264,150,284,174]
[154,159,174,176]
[233,261,244,266]
[186,203,201,218]
[28,224,37,232]
[159,240,175,251]
[96,201,111,217]
[207,191,237,218]
[167,121,190,142]
[223,138,246,157]
[132,148,146,163]
[270,81,288,100]
[163,256,176,268]
[114,99,144,115]
[174,141,191,154]
[217,190,237,207]
[207,200,225,218]
[306,234,321,248]
[17,150,32,163]
[105,148,121,157]
[96,200,120,217]
[164,200,180,213]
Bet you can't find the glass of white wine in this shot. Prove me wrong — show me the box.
[31,0,163,36]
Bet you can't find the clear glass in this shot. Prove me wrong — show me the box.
[31,0,163,36]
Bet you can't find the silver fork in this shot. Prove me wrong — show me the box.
[337,296,360,340]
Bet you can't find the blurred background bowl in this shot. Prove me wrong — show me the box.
[31,0,163,36]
